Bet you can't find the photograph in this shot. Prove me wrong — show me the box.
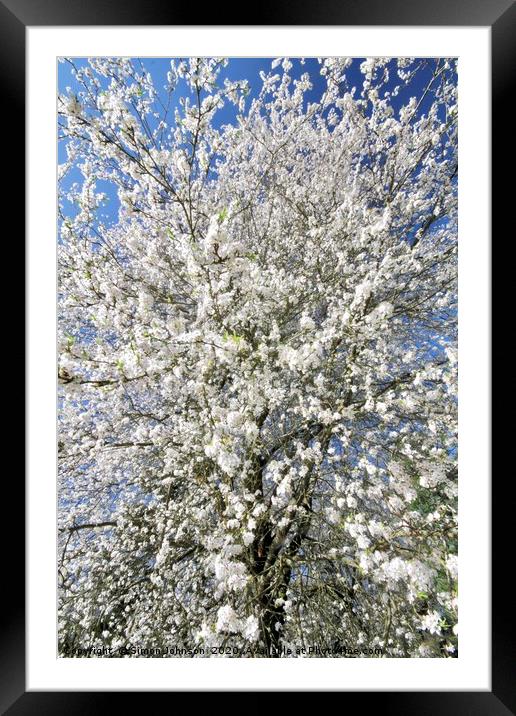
[57,56,459,659]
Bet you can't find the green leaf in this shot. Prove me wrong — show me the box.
[218,207,228,223]
[223,331,243,344]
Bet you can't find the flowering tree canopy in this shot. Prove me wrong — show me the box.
[58,57,458,658]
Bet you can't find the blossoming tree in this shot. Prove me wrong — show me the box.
[58,57,458,657]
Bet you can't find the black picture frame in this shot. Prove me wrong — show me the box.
[9,0,513,711]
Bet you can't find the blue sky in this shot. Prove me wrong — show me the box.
[58,57,447,230]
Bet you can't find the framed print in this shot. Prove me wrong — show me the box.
[9,0,513,710]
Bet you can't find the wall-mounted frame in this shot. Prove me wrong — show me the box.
[9,0,513,711]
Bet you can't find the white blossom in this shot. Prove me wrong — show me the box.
[216,605,241,634]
